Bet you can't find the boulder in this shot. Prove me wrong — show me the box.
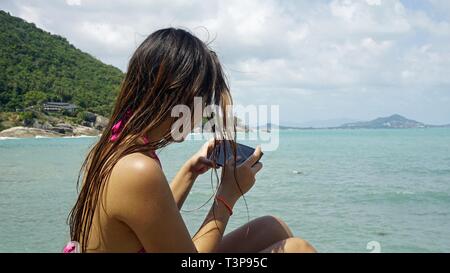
[73,125,100,136]
[94,115,109,130]
[0,126,63,138]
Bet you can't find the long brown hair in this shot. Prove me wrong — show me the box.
[68,28,236,252]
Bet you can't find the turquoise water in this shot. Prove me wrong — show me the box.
[1,129,450,253]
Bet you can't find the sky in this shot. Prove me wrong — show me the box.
[1,0,450,126]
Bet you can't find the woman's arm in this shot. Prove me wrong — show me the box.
[192,189,238,252]
[191,147,263,252]
[170,160,198,210]
[170,140,216,210]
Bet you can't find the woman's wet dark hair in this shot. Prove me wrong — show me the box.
[68,28,240,252]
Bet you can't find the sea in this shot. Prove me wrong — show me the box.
[1,129,449,253]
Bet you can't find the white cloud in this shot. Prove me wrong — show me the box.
[66,0,81,6]
[366,0,381,6]
[331,0,358,20]
[78,21,135,52]
[360,37,392,53]
[16,5,41,25]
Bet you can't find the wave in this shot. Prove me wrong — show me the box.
[397,167,450,176]
[0,137,19,140]
[62,135,98,138]
[394,191,415,195]
[35,135,51,139]
[354,191,450,204]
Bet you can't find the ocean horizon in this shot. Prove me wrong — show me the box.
[1,128,449,253]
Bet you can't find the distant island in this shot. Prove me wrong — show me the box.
[337,114,446,129]
[262,114,450,130]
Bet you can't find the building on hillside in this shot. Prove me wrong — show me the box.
[43,102,77,113]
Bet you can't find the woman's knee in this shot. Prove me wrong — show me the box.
[287,237,317,253]
[260,237,317,253]
[256,215,294,239]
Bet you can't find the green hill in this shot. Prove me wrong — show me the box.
[0,10,124,118]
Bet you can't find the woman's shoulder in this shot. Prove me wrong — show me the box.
[108,153,167,199]
[115,152,161,174]
[105,152,169,222]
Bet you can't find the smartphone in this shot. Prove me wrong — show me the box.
[210,141,263,167]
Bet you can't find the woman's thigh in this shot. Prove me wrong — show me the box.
[215,215,294,253]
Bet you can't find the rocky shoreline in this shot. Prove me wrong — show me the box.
[0,125,252,138]
[0,111,109,138]
[0,112,254,138]
[0,125,100,138]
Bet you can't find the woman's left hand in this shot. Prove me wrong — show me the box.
[186,139,217,176]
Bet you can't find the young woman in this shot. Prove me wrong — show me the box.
[66,28,316,253]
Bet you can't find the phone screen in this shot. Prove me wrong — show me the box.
[211,141,262,167]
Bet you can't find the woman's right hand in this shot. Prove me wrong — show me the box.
[218,146,263,203]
